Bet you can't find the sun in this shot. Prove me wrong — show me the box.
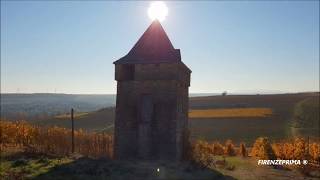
[148,1,168,22]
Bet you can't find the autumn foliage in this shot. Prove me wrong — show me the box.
[190,137,319,169]
[0,120,113,158]
[1,120,319,166]
[251,137,276,160]
[272,138,320,163]
[212,142,224,155]
[190,140,216,168]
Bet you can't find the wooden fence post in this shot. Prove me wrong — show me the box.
[71,108,74,153]
[307,136,309,160]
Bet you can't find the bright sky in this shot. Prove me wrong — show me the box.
[1,1,319,94]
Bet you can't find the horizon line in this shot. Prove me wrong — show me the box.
[1,91,319,96]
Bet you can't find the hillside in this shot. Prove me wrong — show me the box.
[35,107,115,133]
[0,93,219,120]
[292,96,320,137]
[32,92,319,144]
[188,92,319,143]
[0,94,116,120]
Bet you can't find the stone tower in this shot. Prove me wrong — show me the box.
[113,20,191,160]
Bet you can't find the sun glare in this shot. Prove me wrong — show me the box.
[148,1,168,22]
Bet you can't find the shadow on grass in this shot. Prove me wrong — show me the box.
[3,151,61,161]
[31,157,237,180]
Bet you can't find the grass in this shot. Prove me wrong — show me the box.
[0,149,72,179]
[2,153,318,180]
[1,158,72,179]
[34,107,115,132]
[207,156,320,180]
[0,149,225,180]
[189,117,287,145]
[291,97,319,137]
[213,156,254,170]
[2,152,316,180]
[189,108,273,118]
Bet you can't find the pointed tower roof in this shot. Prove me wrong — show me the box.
[114,20,181,64]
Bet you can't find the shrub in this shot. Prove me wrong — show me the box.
[293,138,307,160]
[239,142,247,157]
[272,143,285,159]
[190,140,216,169]
[309,142,320,163]
[224,140,236,156]
[212,142,224,155]
[251,137,276,160]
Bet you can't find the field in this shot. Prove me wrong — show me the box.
[26,92,319,145]
[34,107,115,133]
[189,108,273,118]
[55,112,89,119]
[188,93,319,144]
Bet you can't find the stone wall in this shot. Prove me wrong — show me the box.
[114,63,190,160]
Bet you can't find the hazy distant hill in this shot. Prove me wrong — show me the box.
[0,93,222,120]
[0,94,116,120]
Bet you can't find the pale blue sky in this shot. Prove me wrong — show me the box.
[1,1,319,94]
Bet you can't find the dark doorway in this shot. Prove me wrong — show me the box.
[138,94,153,159]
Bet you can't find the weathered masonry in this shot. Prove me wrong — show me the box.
[113,20,191,160]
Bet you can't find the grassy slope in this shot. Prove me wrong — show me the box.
[213,156,319,180]
[34,107,115,133]
[291,96,320,137]
[35,93,319,144]
[0,149,226,180]
[2,149,319,180]
[189,93,319,144]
